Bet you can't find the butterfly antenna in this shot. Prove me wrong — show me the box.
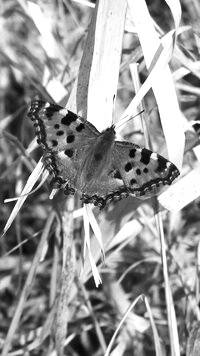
[115,110,144,130]
[111,94,116,126]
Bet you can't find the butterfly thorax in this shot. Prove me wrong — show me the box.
[79,126,116,187]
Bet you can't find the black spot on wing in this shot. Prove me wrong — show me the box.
[76,123,85,132]
[56,130,64,136]
[130,178,137,185]
[140,148,151,165]
[129,148,136,158]
[45,105,62,118]
[125,162,133,172]
[113,170,122,180]
[54,124,60,129]
[51,140,58,147]
[136,168,141,175]
[28,101,62,122]
[67,134,75,143]
[64,149,73,158]
[143,167,148,173]
[61,111,77,126]
[156,156,167,172]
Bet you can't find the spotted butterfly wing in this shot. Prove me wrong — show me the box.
[29,100,101,193]
[28,100,179,208]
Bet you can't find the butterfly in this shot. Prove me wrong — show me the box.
[28,100,180,209]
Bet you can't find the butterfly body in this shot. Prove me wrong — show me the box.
[28,100,180,209]
[78,126,115,186]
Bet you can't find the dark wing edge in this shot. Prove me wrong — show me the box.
[27,100,63,149]
[80,187,129,210]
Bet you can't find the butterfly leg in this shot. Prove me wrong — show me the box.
[64,185,76,196]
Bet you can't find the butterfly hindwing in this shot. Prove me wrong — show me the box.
[78,162,129,207]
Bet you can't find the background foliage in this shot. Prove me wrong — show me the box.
[0,1,200,355]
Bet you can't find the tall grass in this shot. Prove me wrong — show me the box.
[1,1,200,355]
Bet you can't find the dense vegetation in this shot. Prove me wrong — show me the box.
[1,1,200,355]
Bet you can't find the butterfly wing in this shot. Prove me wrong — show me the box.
[28,100,100,192]
[80,140,180,209]
[113,140,179,195]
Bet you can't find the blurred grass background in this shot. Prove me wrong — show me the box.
[1,0,200,355]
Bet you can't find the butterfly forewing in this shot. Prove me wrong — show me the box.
[29,100,101,190]
[28,100,100,151]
